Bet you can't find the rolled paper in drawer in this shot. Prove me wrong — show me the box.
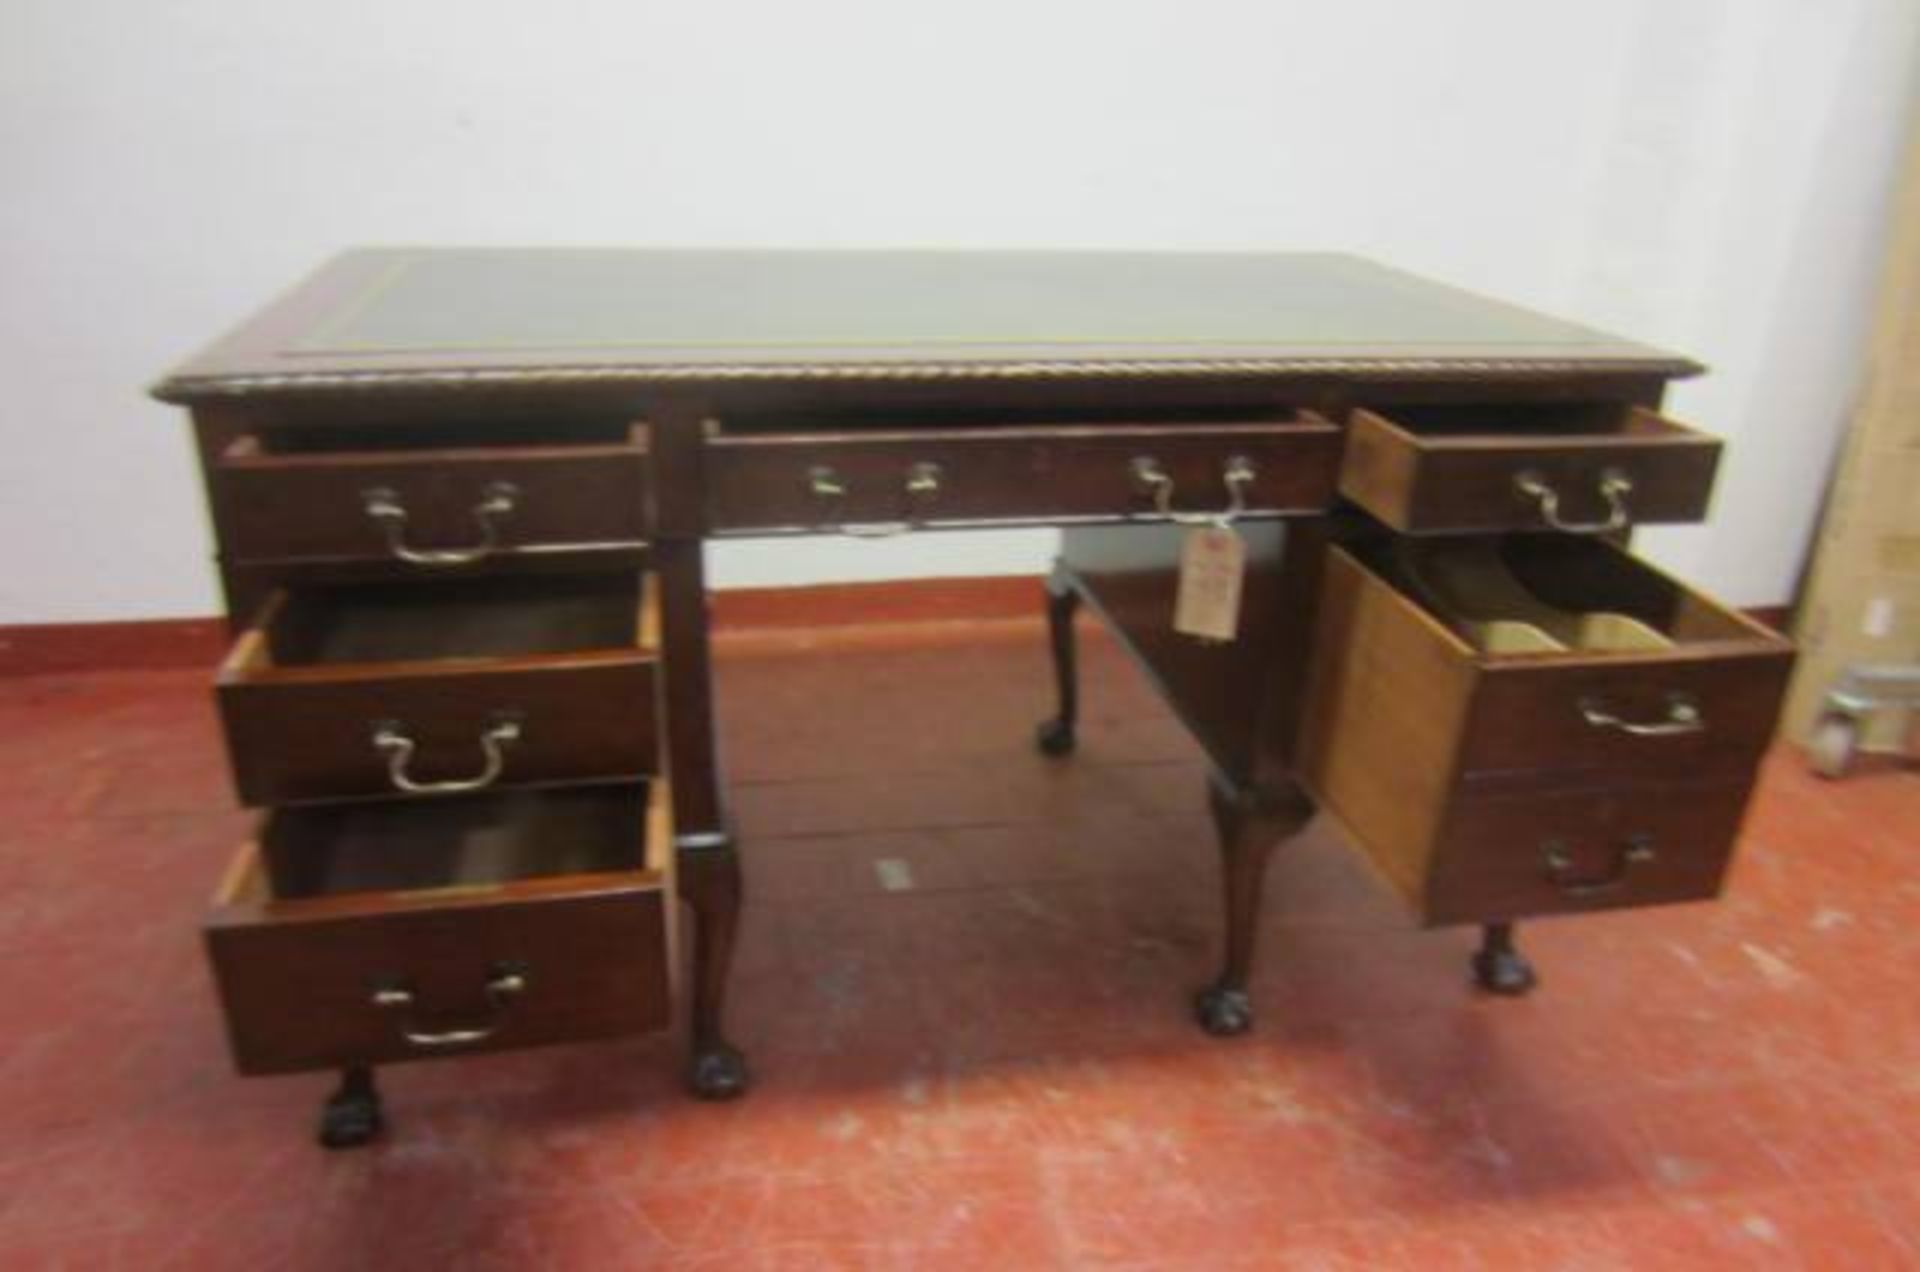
[1398,541,1672,654]
[1572,613,1673,652]
[1469,620,1568,655]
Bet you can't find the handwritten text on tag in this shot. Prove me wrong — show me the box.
[1174,525,1245,641]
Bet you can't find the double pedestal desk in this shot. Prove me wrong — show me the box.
[152,250,1794,1146]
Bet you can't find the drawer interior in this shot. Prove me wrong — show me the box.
[248,573,650,668]
[710,401,1308,437]
[242,418,640,455]
[1354,535,1770,659]
[237,784,662,903]
[1359,401,1686,442]
[207,780,673,1073]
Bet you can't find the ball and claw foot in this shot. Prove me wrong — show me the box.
[317,1083,383,1149]
[1034,717,1076,757]
[1194,984,1254,1037]
[1472,945,1538,996]
[689,1044,750,1101]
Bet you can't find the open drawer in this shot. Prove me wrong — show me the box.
[217,572,658,805]
[1339,403,1722,534]
[215,423,651,566]
[1296,537,1792,925]
[204,782,673,1075]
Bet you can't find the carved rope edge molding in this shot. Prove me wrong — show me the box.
[152,355,1700,403]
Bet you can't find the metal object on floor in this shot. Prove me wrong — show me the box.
[1809,663,1920,779]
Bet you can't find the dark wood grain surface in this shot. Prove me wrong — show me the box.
[216,424,652,565]
[707,416,1341,534]
[1340,405,1723,533]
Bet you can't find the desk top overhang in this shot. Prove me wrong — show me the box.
[153,248,1699,404]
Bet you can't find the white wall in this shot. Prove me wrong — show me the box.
[3,0,1915,620]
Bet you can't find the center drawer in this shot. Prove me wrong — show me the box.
[204,782,673,1075]
[217,572,658,805]
[1296,537,1793,926]
[704,414,1342,533]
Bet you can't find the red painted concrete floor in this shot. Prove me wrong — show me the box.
[1,617,1917,1269]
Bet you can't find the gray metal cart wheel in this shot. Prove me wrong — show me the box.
[1809,714,1860,780]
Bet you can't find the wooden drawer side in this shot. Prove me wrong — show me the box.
[1296,547,1479,909]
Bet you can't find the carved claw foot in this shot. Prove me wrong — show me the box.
[1034,717,1077,757]
[689,1044,750,1100]
[1194,984,1254,1037]
[1472,946,1538,995]
[317,1070,383,1149]
[1471,923,1538,996]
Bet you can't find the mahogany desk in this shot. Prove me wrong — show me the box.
[153,250,1792,1145]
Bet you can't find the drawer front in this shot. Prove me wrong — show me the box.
[206,865,669,1075]
[1340,408,1722,534]
[219,656,658,805]
[217,430,650,565]
[1461,653,1792,780]
[705,418,1341,533]
[1424,777,1753,925]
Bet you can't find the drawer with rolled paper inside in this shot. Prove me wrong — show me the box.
[216,572,659,805]
[214,423,651,566]
[203,781,673,1075]
[1295,536,1793,925]
[1338,403,1722,534]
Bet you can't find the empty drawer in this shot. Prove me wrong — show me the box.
[204,782,673,1075]
[1339,403,1721,534]
[217,572,658,805]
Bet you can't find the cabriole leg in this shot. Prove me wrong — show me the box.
[680,842,750,1099]
[1194,777,1315,1036]
[1035,559,1082,757]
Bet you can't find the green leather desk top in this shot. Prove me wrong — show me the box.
[154,249,1696,402]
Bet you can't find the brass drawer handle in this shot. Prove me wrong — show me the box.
[1578,693,1704,737]
[371,714,522,795]
[1513,467,1633,534]
[362,481,518,565]
[806,462,942,536]
[1542,835,1657,897]
[371,965,529,1050]
[1131,455,1256,526]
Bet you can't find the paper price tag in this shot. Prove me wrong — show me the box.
[1174,524,1245,642]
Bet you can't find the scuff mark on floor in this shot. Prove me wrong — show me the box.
[1655,1155,1709,1187]
[873,858,916,892]
[821,1110,864,1142]
[1740,942,1809,990]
